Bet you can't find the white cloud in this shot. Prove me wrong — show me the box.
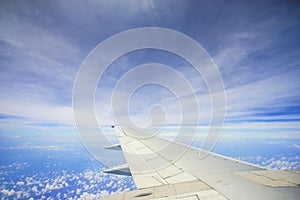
[0,163,135,199]
[291,144,300,149]
[76,188,81,195]
[0,98,74,127]
[0,189,15,196]
[0,145,67,151]
[237,155,300,170]
[16,181,25,186]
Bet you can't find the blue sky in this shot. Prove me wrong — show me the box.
[0,0,300,141]
[0,2,300,198]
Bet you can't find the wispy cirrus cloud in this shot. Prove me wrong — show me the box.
[0,1,299,136]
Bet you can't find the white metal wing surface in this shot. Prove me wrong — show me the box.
[102,126,300,200]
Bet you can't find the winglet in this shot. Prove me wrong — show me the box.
[103,164,131,176]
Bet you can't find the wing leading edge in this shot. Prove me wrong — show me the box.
[102,126,300,200]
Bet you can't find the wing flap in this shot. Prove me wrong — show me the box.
[237,170,300,187]
[101,180,227,200]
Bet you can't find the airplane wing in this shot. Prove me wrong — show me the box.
[102,126,300,200]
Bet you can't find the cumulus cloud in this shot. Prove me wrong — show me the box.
[16,181,25,186]
[237,155,300,170]
[0,161,135,199]
[0,189,15,196]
